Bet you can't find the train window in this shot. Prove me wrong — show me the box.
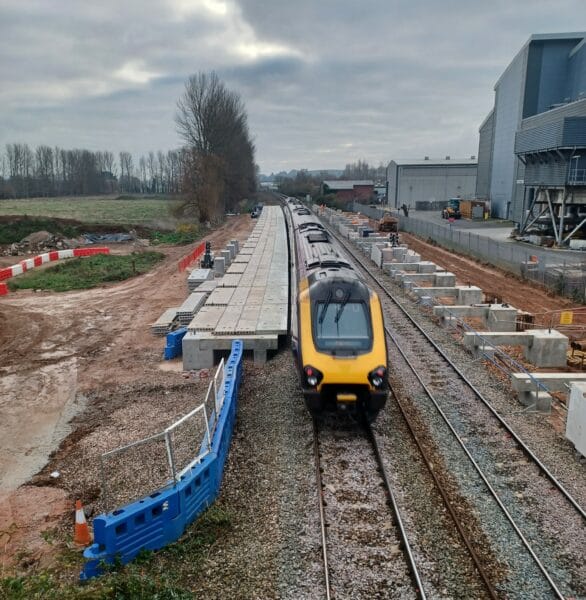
[313,301,372,352]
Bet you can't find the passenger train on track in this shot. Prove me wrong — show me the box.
[285,198,388,421]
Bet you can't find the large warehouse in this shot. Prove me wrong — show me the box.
[477,32,586,228]
[385,157,477,209]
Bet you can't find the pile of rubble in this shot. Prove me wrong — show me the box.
[2,231,83,257]
[2,231,139,257]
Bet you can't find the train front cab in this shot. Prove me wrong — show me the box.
[297,271,388,420]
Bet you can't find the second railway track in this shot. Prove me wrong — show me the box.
[323,217,586,598]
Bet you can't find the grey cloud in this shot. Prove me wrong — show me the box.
[1,0,585,173]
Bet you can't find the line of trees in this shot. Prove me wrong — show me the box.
[0,144,189,199]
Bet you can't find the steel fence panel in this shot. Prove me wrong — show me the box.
[101,432,171,512]
[100,359,226,513]
[167,403,211,480]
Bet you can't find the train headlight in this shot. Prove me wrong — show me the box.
[368,366,387,389]
[304,366,323,388]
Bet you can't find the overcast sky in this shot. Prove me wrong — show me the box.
[1,1,585,174]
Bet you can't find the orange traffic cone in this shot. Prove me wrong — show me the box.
[74,500,92,546]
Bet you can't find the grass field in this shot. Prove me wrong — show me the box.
[0,196,180,226]
[7,252,165,292]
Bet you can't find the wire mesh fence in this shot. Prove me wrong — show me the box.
[100,358,226,512]
[395,214,586,303]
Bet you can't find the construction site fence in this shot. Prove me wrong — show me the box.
[178,241,205,272]
[352,202,586,303]
[81,340,243,580]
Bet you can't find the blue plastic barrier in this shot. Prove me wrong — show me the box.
[81,340,244,580]
[164,327,187,360]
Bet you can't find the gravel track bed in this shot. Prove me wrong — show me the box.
[185,350,322,599]
[328,230,586,598]
[382,312,585,597]
[373,399,495,599]
[316,416,415,599]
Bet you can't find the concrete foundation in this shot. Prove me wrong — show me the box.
[183,332,278,368]
[463,329,568,368]
[433,304,518,332]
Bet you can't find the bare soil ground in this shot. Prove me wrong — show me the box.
[0,215,255,572]
[1,215,583,576]
[401,232,586,323]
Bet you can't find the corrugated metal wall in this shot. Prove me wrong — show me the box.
[396,165,477,206]
[476,110,494,199]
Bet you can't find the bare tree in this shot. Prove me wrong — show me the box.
[175,71,256,221]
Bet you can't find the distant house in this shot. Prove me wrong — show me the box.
[321,180,374,204]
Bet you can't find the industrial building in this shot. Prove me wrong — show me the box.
[385,158,477,209]
[477,32,586,245]
[321,180,374,204]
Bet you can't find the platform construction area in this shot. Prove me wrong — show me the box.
[183,206,289,369]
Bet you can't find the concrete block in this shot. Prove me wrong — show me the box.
[391,247,407,261]
[381,248,394,263]
[527,329,568,368]
[518,390,552,412]
[230,239,239,253]
[220,249,231,266]
[226,243,236,260]
[370,244,385,267]
[420,296,435,307]
[434,272,456,287]
[417,261,437,274]
[463,330,568,368]
[486,305,518,332]
[457,286,483,305]
[404,251,421,263]
[214,256,225,276]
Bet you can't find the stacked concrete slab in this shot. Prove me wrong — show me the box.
[183,206,288,369]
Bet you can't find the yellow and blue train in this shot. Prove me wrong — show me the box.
[287,200,388,421]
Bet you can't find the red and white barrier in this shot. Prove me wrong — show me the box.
[0,247,110,293]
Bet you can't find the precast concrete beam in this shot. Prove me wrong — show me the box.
[412,286,458,298]
[511,372,586,393]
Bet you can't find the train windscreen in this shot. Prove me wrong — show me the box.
[313,301,372,351]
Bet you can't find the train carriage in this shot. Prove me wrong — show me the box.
[287,199,388,421]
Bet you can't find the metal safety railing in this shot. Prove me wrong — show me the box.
[100,358,226,512]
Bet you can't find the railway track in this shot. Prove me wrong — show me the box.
[312,416,423,599]
[325,223,586,598]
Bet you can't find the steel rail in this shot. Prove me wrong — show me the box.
[383,322,565,599]
[312,419,331,600]
[331,224,585,522]
[324,225,579,598]
[363,420,427,599]
[369,387,499,600]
